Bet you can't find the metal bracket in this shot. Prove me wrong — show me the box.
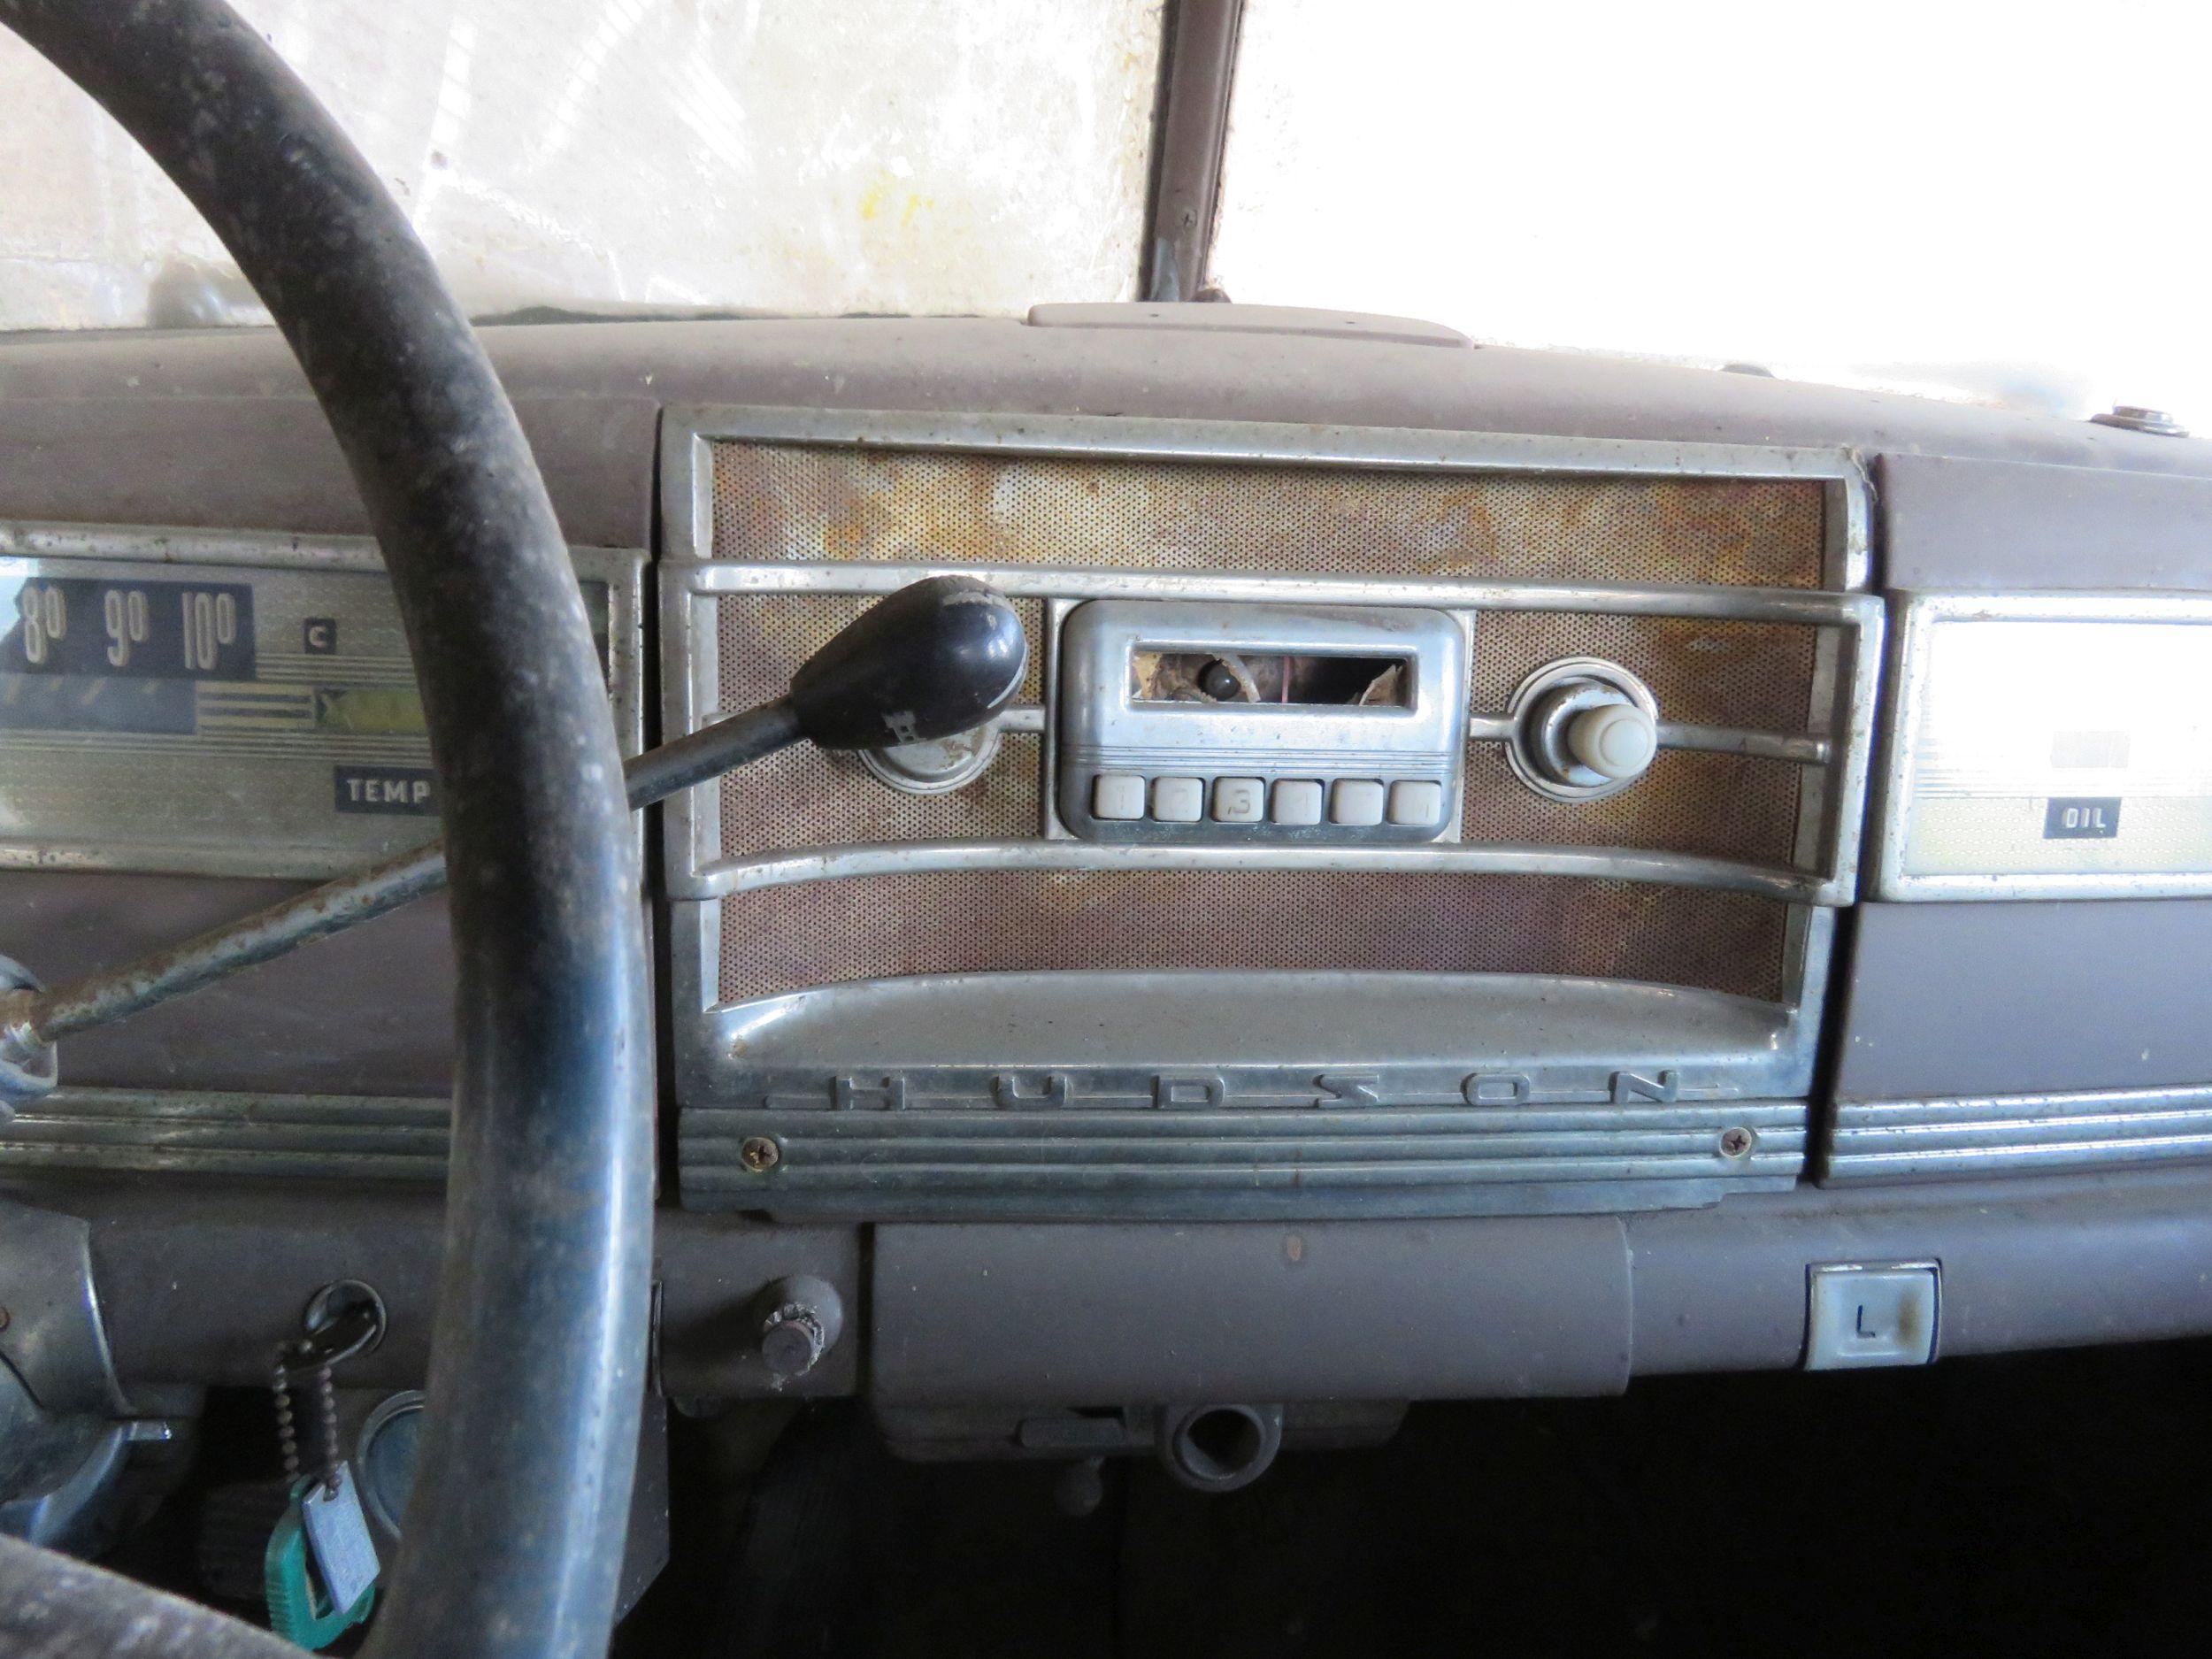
[0,1200,124,1418]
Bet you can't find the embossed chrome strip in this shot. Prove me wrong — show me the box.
[674,555,1875,626]
[1822,1085,2212,1182]
[681,1098,1809,1220]
[0,1087,449,1182]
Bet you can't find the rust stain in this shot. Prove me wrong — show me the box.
[705,441,1819,1010]
[711,443,1824,589]
[723,872,1790,1006]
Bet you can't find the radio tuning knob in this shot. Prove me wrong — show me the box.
[1504,657,1661,802]
[1566,702,1658,781]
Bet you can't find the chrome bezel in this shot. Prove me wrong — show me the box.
[0,520,647,878]
[1869,591,2212,901]
[659,406,1878,1211]
[1504,656,1660,802]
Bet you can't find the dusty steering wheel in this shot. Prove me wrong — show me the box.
[0,3,650,1656]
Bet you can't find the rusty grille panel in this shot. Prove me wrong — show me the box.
[1473,612,1816,732]
[710,442,1824,588]
[718,594,1045,856]
[713,594,1816,865]
[718,591,1045,709]
[717,872,1788,1005]
[723,739,1041,856]
[1461,747,1801,864]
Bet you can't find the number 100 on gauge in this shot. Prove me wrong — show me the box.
[7,578,257,680]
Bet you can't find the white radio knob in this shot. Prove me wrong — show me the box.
[1566,702,1658,781]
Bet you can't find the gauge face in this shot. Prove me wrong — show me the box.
[1877,596,2212,898]
[0,541,641,877]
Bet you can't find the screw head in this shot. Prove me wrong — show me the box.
[739,1135,781,1173]
[2090,405,2189,437]
[1717,1126,1756,1158]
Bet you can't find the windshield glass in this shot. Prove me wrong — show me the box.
[2,0,2198,426]
[0,0,1160,328]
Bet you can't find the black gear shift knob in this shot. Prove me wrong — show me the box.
[788,575,1028,750]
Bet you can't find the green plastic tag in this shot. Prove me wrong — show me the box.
[265,1476,376,1649]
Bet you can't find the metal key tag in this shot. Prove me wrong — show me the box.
[300,1463,380,1613]
[265,1471,377,1650]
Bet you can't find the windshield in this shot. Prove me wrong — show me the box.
[1,0,2200,425]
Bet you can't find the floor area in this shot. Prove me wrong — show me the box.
[642,1338,2212,1657]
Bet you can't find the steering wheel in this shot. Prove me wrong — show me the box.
[0,2,650,1655]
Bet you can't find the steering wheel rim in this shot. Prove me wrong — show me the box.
[0,4,651,1657]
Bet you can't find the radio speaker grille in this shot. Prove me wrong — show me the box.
[703,444,1820,1018]
[716,872,1788,1005]
[1461,747,1801,864]
[1471,611,1815,731]
[711,442,1824,588]
[714,595,1812,868]
[718,594,1046,855]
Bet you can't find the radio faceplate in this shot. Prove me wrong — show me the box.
[660,405,1878,1220]
[1055,600,1469,844]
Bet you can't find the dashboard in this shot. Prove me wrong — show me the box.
[3,305,2211,1479]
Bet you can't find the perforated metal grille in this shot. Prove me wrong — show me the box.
[711,442,1825,588]
[1460,746,1801,864]
[1472,612,1816,732]
[711,594,1816,864]
[722,739,1041,856]
[717,872,1788,1005]
[718,592,1046,709]
[718,594,1044,856]
[701,446,1822,1014]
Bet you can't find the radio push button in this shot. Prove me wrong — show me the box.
[1329,779,1386,826]
[1386,780,1444,826]
[1151,776,1204,823]
[1211,777,1266,823]
[1270,780,1324,826]
[1092,772,1146,820]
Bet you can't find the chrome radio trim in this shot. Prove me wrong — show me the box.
[662,560,1882,905]
[661,407,1873,1214]
[1870,591,2212,900]
[1055,598,1471,846]
[0,520,647,878]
